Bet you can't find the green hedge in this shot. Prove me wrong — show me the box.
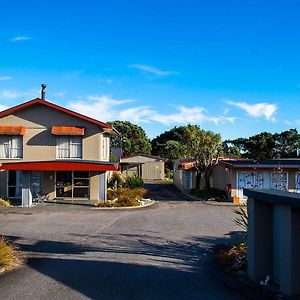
[190,188,227,200]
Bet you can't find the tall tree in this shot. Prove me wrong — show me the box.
[184,125,223,189]
[276,129,300,158]
[151,126,188,157]
[108,121,151,157]
[230,132,278,160]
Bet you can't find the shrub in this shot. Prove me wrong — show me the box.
[234,205,248,236]
[190,188,227,200]
[0,198,11,207]
[97,187,149,207]
[108,172,125,189]
[165,170,174,181]
[125,176,144,189]
[218,242,247,271]
[0,237,23,271]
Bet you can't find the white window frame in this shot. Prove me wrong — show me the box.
[100,134,110,161]
[56,136,82,159]
[0,136,23,159]
[271,172,288,191]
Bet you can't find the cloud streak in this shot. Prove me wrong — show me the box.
[0,89,39,100]
[0,76,11,81]
[68,95,235,126]
[226,100,277,120]
[11,36,31,42]
[129,64,175,76]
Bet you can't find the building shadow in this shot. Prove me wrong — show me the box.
[3,231,245,299]
[145,182,194,201]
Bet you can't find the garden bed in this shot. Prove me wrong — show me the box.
[94,187,150,208]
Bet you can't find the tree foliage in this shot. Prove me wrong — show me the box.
[224,129,300,160]
[151,126,188,158]
[152,124,222,189]
[184,125,223,189]
[108,121,151,157]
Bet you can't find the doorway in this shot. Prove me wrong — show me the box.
[55,171,90,198]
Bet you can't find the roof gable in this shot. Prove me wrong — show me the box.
[0,98,113,131]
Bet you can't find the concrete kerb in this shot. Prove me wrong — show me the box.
[181,190,239,206]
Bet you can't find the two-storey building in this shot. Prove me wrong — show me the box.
[0,96,119,206]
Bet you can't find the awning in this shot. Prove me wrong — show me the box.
[0,126,26,135]
[0,161,118,171]
[51,126,85,136]
[180,161,195,170]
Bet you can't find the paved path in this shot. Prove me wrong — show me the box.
[0,182,245,300]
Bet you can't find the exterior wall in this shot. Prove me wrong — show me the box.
[142,161,164,180]
[210,164,237,198]
[121,155,165,180]
[0,103,109,162]
[173,158,197,191]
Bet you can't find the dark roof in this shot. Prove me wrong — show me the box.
[122,153,166,161]
[222,159,300,169]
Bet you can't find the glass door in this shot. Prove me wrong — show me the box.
[55,171,90,198]
[56,171,73,198]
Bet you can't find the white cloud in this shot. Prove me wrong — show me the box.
[226,100,277,120]
[129,64,175,76]
[0,76,11,81]
[0,89,39,100]
[0,105,7,111]
[284,120,293,126]
[68,95,236,126]
[98,78,113,84]
[54,92,66,97]
[11,36,31,42]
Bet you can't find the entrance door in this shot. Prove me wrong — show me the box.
[56,171,73,197]
[55,171,90,198]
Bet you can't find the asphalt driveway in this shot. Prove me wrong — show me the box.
[0,182,245,300]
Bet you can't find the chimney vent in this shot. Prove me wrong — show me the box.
[41,83,46,100]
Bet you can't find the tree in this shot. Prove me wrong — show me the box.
[275,129,300,158]
[108,121,151,157]
[151,126,188,158]
[223,141,241,157]
[184,125,223,189]
[230,132,278,160]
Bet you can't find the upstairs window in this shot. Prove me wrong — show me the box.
[57,136,82,159]
[0,136,23,158]
[100,134,110,161]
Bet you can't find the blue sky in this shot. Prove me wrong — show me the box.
[1,0,300,140]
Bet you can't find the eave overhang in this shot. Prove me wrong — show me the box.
[0,160,119,171]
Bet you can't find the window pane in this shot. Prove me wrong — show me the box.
[73,187,89,198]
[8,170,17,185]
[57,137,70,158]
[74,179,89,186]
[0,136,9,158]
[8,187,16,198]
[74,171,89,178]
[70,137,82,158]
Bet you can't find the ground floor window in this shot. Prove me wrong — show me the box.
[31,171,42,198]
[271,172,288,191]
[55,171,90,198]
[8,170,22,199]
